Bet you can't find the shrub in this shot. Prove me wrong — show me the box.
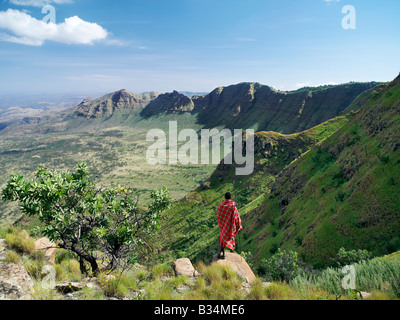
[6,250,21,264]
[2,163,172,275]
[98,272,137,298]
[24,258,46,280]
[5,228,35,255]
[151,264,174,280]
[261,249,301,282]
[330,247,372,267]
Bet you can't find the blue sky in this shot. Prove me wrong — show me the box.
[0,0,399,95]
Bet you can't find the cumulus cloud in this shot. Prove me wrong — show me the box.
[0,9,108,46]
[9,0,73,7]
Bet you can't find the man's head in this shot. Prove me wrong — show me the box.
[225,192,232,200]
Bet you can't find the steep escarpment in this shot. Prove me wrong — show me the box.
[140,82,380,133]
[193,82,380,133]
[73,89,159,118]
[152,115,349,263]
[241,74,400,264]
[73,82,380,134]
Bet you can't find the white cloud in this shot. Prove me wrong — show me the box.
[9,0,73,7]
[0,9,108,46]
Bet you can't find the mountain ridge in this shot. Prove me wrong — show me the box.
[73,81,382,134]
[73,89,160,118]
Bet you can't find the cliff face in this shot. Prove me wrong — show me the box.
[73,89,159,118]
[193,82,381,133]
[241,73,400,263]
[140,82,381,133]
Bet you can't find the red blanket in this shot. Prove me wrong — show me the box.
[216,200,243,251]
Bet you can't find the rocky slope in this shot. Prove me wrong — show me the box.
[73,89,160,118]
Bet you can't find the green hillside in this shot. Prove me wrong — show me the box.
[151,115,350,263]
[239,74,400,266]
[152,75,400,267]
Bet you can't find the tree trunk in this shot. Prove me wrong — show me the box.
[71,243,99,275]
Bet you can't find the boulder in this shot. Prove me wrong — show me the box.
[357,291,372,300]
[173,258,199,278]
[0,262,34,300]
[211,252,256,283]
[34,237,57,264]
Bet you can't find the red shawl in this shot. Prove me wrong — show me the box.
[216,199,243,251]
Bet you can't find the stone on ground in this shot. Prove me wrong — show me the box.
[211,252,256,283]
[173,258,199,277]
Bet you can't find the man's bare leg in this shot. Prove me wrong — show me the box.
[219,245,226,259]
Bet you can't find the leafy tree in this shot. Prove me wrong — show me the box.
[2,163,171,275]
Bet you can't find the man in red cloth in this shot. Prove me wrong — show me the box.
[216,192,243,259]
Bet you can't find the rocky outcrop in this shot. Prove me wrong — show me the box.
[0,262,34,300]
[173,258,200,278]
[211,252,256,283]
[140,91,194,117]
[74,89,160,118]
[34,237,57,264]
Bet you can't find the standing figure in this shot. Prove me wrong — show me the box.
[216,192,243,259]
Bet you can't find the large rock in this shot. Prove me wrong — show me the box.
[34,237,57,264]
[0,262,34,300]
[211,252,256,283]
[173,258,199,277]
